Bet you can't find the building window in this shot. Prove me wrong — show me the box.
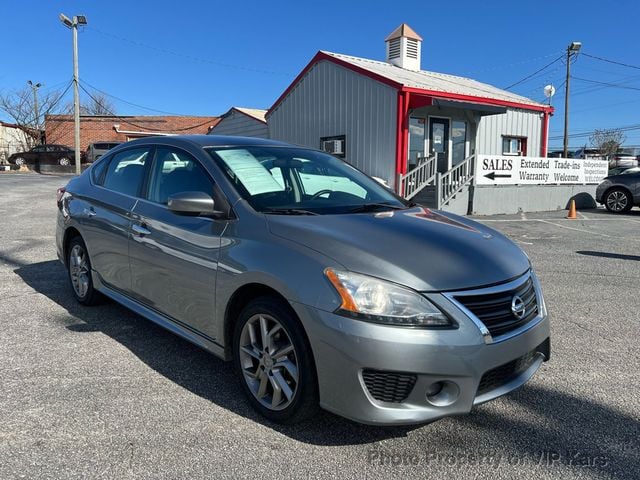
[408,117,426,170]
[452,121,467,165]
[502,136,527,156]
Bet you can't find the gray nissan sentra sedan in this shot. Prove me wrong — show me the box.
[56,135,550,425]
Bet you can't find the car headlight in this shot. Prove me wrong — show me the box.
[324,268,454,327]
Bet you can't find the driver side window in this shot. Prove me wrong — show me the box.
[297,161,367,199]
[147,148,214,205]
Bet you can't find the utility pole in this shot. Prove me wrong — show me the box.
[563,41,582,158]
[27,80,42,144]
[60,13,87,175]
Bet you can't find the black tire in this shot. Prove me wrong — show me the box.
[67,236,101,305]
[604,188,633,213]
[233,296,319,424]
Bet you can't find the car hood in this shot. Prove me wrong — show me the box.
[266,207,530,292]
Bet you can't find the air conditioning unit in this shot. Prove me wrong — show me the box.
[321,139,344,155]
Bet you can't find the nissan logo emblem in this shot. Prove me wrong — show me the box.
[511,295,526,319]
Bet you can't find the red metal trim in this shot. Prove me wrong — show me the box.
[267,52,555,118]
[401,86,555,113]
[267,52,403,117]
[540,111,550,157]
[395,91,411,193]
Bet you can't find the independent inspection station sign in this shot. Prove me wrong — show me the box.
[476,155,609,186]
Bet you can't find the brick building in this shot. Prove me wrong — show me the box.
[44,114,220,151]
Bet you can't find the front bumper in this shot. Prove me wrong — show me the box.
[291,276,550,426]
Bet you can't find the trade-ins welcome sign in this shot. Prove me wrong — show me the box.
[475,155,609,186]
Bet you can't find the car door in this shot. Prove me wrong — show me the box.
[128,146,227,340]
[28,145,45,164]
[80,146,153,295]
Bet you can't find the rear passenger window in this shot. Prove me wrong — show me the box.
[147,148,213,205]
[91,157,110,185]
[102,148,151,197]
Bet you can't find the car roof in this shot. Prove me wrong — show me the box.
[121,134,292,149]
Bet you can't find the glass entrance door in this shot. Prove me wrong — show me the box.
[429,117,450,173]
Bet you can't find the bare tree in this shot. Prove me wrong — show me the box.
[590,128,626,160]
[80,92,115,115]
[0,85,66,149]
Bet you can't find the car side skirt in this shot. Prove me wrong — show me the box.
[93,273,226,360]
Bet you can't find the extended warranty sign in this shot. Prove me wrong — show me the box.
[475,155,608,186]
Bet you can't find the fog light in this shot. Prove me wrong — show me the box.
[426,381,444,397]
[426,381,460,407]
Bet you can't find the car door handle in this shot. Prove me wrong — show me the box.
[131,224,151,236]
[83,208,96,217]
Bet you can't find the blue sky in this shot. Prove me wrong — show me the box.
[1,0,639,149]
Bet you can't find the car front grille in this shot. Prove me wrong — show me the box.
[476,339,550,396]
[362,369,417,403]
[454,276,539,338]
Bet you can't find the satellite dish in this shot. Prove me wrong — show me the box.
[543,84,556,98]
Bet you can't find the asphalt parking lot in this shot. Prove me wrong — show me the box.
[1,173,638,480]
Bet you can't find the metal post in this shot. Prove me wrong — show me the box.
[72,21,81,175]
[28,81,41,144]
[562,46,570,159]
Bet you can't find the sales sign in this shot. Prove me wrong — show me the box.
[475,155,609,186]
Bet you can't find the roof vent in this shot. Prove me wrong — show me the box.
[385,23,422,71]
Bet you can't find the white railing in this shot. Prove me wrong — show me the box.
[436,154,475,208]
[397,155,437,199]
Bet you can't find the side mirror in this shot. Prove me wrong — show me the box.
[167,191,221,216]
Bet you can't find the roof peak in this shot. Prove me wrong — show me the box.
[385,23,423,42]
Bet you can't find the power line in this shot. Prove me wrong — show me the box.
[82,80,191,116]
[87,26,291,77]
[548,124,640,140]
[572,76,640,92]
[503,56,564,90]
[582,53,640,71]
[79,83,216,133]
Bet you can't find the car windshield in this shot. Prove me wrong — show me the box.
[207,146,407,214]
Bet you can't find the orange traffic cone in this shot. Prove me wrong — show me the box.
[567,199,577,219]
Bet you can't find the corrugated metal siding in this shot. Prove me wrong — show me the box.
[268,60,397,185]
[476,109,543,156]
[209,110,269,138]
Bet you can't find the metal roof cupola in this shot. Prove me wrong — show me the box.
[385,23,423,71]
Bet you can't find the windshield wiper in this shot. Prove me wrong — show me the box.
[348,203,407,213]
[263,208,319,216]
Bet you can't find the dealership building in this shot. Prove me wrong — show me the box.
[248,24,604,214]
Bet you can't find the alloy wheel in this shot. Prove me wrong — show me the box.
[238,314,299,411]
[59,157,71,166]
[606,191,628,212]
[14,157,25,167]
[69,244,90,298]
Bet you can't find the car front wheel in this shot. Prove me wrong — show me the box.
[59,157,71,166]
[605,188,632,213]
[233,296,319,424]
[14,157,26,167]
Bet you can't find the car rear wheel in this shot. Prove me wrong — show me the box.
[14,157,26,167]
[233,296,319,424]
[59,157,71,166]
[67,237,100,305]
[605,188,632,213]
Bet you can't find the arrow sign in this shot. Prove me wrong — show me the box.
[484,171,512,181]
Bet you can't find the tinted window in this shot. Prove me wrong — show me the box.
[102,148,150,196]
[147,148,213,204]
[208,146,403,214]
[32,146,46,152]
[91,157,111,185]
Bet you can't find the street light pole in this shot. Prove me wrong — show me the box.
[27,80,42,144]
[563,41,582,159]
[60,13,87,175]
